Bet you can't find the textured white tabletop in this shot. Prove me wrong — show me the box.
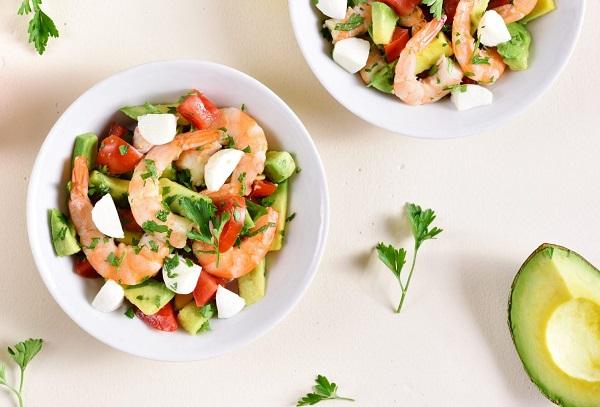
[1,1,598,406]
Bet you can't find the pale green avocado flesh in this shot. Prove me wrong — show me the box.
[510,244,600,407]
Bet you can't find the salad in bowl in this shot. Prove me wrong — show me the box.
[50,90,298,335]
[313,0,555,109]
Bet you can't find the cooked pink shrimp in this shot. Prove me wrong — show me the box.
[453,0,506,84]
[175,141,221,187]
[209,107,267,195]
[326,3,372,43]
[398,6,427,35]
[494,0,537,23]
[394,17,464,105]
[69,156,169,285]
[193,208,279,279]
[129,129,220,248]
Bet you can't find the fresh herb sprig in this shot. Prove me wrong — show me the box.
[376,203,443,313]
[297,375,354,406]
[422,0,444,20]
[0,338,43,407]
[17,0,59,55]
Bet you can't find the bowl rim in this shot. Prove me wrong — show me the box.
[26,59,330,361]
[288,0,587,138]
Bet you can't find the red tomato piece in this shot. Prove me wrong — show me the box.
[384,28,410,62]
[193,271,226,306]
[443,0,460,22]
[379,0,421,16]
[249,180,277,199]
[117,208,143,233]
[488,0,511,8]
[96,135,143,175]
[135,302,178,332]
[106,122,129,139]
[74,257,100,279]
[177,90,219,130]
[216,196,246,252]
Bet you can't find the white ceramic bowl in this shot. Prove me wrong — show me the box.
[26,60,329,361]
[289,1,585,138]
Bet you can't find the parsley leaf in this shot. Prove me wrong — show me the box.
[2,338,43,406]
[18,0,59,55]
[238,172,247,196]
[118,145,129,155]
[124,307,135,319]
[106,252,125,267]
[178,196,216,243]
[422,0,444,20]
[142,220,169,234]
[376,203,442,313]
[297,374,354,406]
[141,159,158,181]
[164,254,180,278]
[334,14,364,31]
[156,209,169,222]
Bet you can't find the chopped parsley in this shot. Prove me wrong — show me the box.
[156,209,169,222]
[124,307,135,319]
[141,159,158,181]
[238,172,247,195]
[334,13,364,31]
[142,221,169,234]
[148,240,159,252]
[118,145,129,155]
[106,252,124,267]
[86,237,100,250]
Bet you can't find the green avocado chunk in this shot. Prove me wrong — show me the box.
[497,22,532,71]
[158,178,213,216]
[368,62,395,94]
[264,151,296,183]
[239,259,266,305]
[88,170,130,207]
[371,2,398,45]
[178,302,215,335]
[124,280,174,315]
[268,180,288,251]
[510,244,600,406]
[71,132,98,169]
[48,209,80,256]
[120,103,178,120]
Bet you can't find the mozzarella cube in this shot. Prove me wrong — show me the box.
[162,255,202,295]
[91,194,124,238]
[451,84,493,111]
[204,149,244,192]
[316,0,347,19]
[92,280,124,312]
[333,37,370,73]
[137,114,177,146]
[477,10,511,47]
[216,285,245,319]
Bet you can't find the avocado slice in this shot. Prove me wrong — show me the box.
[48,209,80,256]
[88,170,130,207]
[177,302,215,335]
[239,259,266,305]
[371,2,398,45]
[158,178,213,215]
[522,0,556,23]
[124,279,175,315]
[120,103,178,120]
[510,244,600,406]
[268,180,288,251]
[415,32,453,75]
[161,164,177,181]
[264,151,296,183]
[71,132,98,170]
[470,0,489,33]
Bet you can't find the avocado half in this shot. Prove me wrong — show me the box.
[509,244,600,406]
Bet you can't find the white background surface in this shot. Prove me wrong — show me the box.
[0,1,598,406]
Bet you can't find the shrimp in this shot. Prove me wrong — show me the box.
[193,208,279,279]
[360,46,386,86]
[128,129,220,248]
[394,17,464,105]
[132,126,153,154]
[325,3,372,43]
[494,0,537,23]
[398,6,427,36]
[209,107,267,195]
[69,156,170,285]
[175,141,222,186]
[452,0,506,84]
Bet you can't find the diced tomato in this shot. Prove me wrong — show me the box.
[249,180,277,199]
[443,0,460,22]
[117,208,143,233]
[193,271,225,306]
[384,28,410,62]
[96,135,143,175]
[177,90,219,130]
[462,76,478,85]
[106,122,129,139]
[74,257,100,279]
[488,0,511,8]
[135,302,178,332]
[379,0,421,16]
[213,195,246,253]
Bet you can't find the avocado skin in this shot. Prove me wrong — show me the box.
[264,151,296,183]
[48,209,80,256]
[71,133,98,169]
[508,243,600,407]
